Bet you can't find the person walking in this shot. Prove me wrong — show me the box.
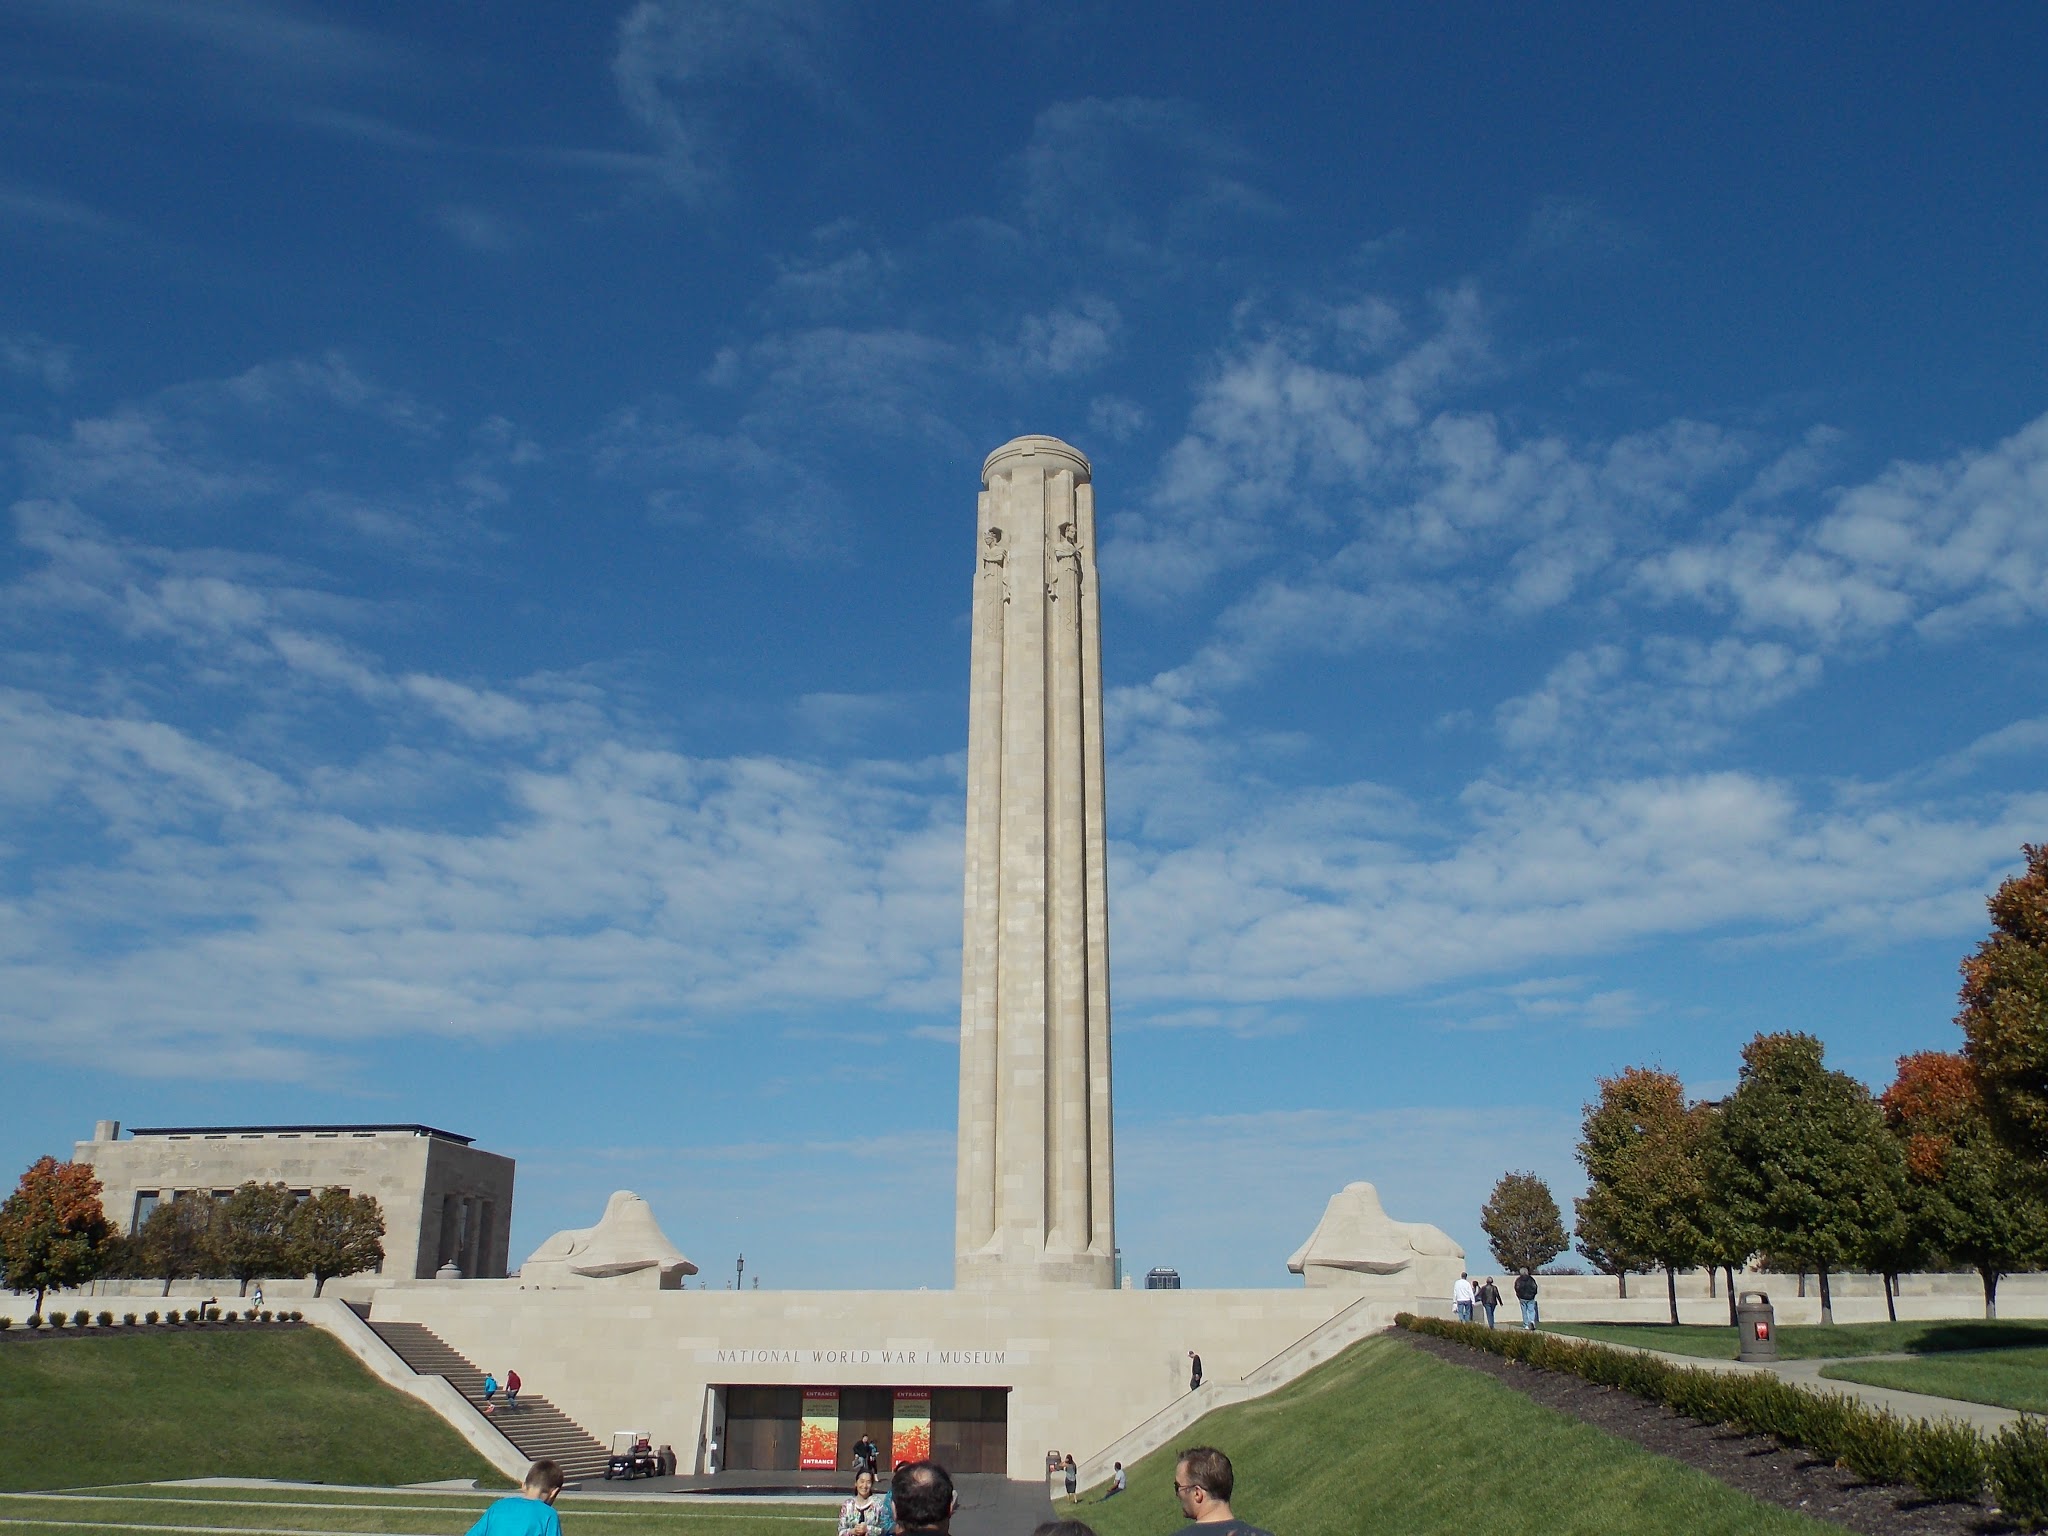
[505,1369,521,1410]
[839,1468,893,1536]
[1188,1350,1203,1390]
[1452,1272,1475,1323]
[1515,1268,1541,1329]
[1170,1446,1273,1535]
[854,1434,880,1479]
[464,1461,563,1536]
[481,1372,499,1412]
[1063,1454,1078,1499]
[1477,1276,1502,1328]
[251,1284,263,1311]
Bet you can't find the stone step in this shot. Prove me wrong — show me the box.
[369,1320,609,1474]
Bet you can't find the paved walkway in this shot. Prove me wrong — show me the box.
[1613,1343,2023,1431]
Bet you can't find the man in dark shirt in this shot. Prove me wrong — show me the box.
[1171,1446,1272,1536]
[1189,1350,1203,1390]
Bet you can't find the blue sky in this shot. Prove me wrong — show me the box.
[4,2,2047,1290]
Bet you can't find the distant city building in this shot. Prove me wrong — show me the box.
[1144,1267,1181,1290]
[74,1120,515,1280]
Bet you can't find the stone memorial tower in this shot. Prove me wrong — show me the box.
[956,435,1116,1291]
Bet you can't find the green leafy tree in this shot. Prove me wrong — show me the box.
[0,1156,114,1317]
[289,1190,385,1297]
[1718,1032,1906,1324]
[1571,1204,1644,1298]
[215,1182,299,1296]
[1959,844,2048,1161]
[1574,1066,1712,1324]
[1693,1102,1762,1325]
[1480,1171,1569,1273]
[1883,1051,2048,1318]
[136,1194,220,1297]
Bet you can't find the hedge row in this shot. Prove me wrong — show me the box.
[1396,1313,2048,1530]
[0,1309,304,1329]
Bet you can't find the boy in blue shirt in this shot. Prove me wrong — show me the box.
[466,1460,564,1536]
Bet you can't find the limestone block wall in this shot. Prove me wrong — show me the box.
[368,1284,1364,1477]
[72,1122,515,1280]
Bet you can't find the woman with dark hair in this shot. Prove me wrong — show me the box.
[839,1468,892,1536]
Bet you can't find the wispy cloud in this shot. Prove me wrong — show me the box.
[612,0,848,201]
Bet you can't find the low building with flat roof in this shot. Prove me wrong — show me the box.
[75,1119,516,1280]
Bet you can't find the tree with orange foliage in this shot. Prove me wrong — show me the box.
[1959,844,2048,1161]
[1882,1051,2047,1319]
[0,1156,114,1318]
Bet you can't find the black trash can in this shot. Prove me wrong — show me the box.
[1735,1290,1777,1362]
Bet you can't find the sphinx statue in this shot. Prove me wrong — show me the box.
[517,1191,698,1289]
[1287,1181,1464,1301]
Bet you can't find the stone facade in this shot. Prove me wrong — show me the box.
[367,1282,1372,1479]
[74,1120,516,1280]
[957,436,1115,1291]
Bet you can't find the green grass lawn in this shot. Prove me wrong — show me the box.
[1545,1318,2048,1361]
[1821,1345,2048,1413]
[1056,1334,1832,1536]
[0,1329,503,1491]
[0,1486,830,1536]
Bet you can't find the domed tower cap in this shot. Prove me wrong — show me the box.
[982,434,1091,487]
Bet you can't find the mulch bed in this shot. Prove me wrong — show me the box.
[1397,1330,2013,1536]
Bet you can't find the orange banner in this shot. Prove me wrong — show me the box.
[891,1389,931,1466]
[799,1388,839,1470]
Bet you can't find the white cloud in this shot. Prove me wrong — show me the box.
[1637,411,2048,641]
[1494,636,1823,761]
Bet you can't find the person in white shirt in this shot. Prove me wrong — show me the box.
[1452,1272,1476,1323]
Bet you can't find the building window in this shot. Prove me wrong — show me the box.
[133,1191,160,1229]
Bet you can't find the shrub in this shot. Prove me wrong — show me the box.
[259,1309,272,1322]
[97,1311,114,1328]
[203,1307,220,1322]
[1908,1418,1987,1504]
[71,1309,89,1327]
[48,1312,65,1328]
[145,1311,160,1325]
[288,1309,303,1322]
[184,1308,199,1323]
[28,1314,45,1329]
[122,1312,137,1326]
[1836,1404,1911,1484]
[0,1316,11,1330]
[1991,1417,2048,1532]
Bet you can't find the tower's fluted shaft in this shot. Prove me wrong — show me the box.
[956,435,1115,1290]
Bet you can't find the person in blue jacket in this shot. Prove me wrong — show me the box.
[466,1461,563,1536]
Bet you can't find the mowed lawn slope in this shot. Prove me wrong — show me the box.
[1548,1318,2048,1361]
[0,1329,502,1491]
[1823,1346,2048,1413]
[0,1486,829,1536]
[1060,1334,1831,1536]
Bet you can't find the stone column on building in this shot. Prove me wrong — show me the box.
[956,435,1115,1290]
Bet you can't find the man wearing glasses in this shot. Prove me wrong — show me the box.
[1171,1446,1273,1535]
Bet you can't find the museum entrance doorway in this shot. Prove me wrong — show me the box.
[718,1385,1008,1475]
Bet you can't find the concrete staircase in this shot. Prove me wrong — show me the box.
[1075,1295,1392,1490]
[371,1320,610,1481]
